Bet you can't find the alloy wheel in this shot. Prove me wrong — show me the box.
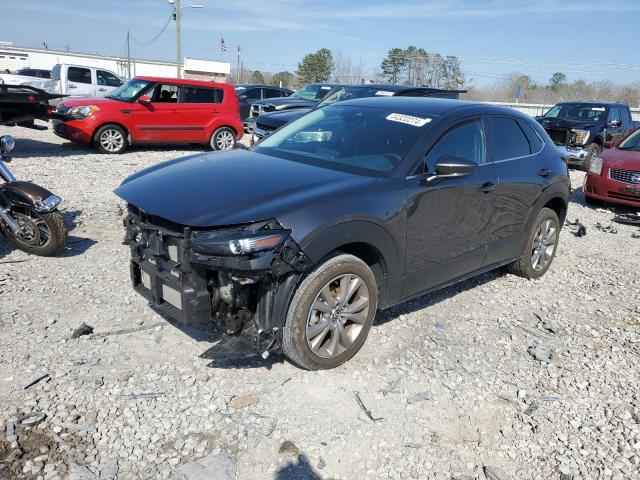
[306,274,370,359]
[215,130,235,150]
[99,129,124,152]
[8,212,50,247]
[531,219,557,271]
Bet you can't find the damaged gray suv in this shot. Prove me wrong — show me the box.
[115,97,570,370]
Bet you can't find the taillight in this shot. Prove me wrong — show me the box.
[28,95,36,102]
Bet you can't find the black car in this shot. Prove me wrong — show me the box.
[13,68,51,79]
[248,83,340,122]
[235,84,294,129]
[535,102,639,170]
[252,84,467,141]
[115,97,569,370]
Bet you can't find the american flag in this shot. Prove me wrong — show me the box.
[220,38,226,52]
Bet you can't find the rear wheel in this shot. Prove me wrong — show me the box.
[1,209,67,256]
[94,124,128,154]
[210,127,236,151]
[282,253,378,370]
[506,208,559,279]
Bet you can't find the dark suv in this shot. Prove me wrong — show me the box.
[248,83,340,123]
[115,98,569,370]
[235,84,293,129]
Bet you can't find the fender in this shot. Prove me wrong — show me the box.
[524,180,570,232]
[1,181,55,208]
[299,220,403,308]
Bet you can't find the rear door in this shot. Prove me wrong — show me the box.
[65,66,94,96]
[96,70,123,97]
[179,86,225,142]
[484,115,550,265]
[130,83,183,142]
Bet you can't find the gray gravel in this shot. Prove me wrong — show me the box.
[1,126,639,480]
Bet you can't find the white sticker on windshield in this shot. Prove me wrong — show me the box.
[386,113,431,127]
[320,86,332,90]
[375,90,394,96]
[592,107,605,111]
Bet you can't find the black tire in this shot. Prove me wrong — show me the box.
[506,208,560,280]
[93,124,128,154]
[1,210,67,256]
[282,253,378,370]
[210,127,236,151]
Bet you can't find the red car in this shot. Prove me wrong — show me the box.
[584,128,640,207]
[52,77,243,154]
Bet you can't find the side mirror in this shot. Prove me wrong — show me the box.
[138,95,151,104]
[423,155,478,184]
[608,120,622,128]
[238,94,247,101]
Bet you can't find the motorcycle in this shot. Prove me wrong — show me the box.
[0,134,67,255]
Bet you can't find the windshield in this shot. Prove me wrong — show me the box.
[317,86,396,108]
[289,84,333,101]
[618,129,640,151]
[544,103,606,122]
[106,79,151,101]
[254,105,433,176]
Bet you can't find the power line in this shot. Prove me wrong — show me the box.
[131,13,174,46]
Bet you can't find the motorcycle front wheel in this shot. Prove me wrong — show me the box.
[1,208,67,256]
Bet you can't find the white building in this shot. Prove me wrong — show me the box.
[0,43,230,81]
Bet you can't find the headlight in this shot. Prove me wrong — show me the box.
[589,156,603,175]
[67,105,99,120]
[0,135,15,153]
[572,129,590,145]
[191,222,290,256]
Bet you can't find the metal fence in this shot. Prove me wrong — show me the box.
[486,101,640,122]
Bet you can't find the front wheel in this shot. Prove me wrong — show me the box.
[506,207,560,279]
[94,124,128,154]
[210,127,236,151]
[282,253,378,370]
[1,209,67,256]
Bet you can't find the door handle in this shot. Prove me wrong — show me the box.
[538,168,551,177]
[68,84,77,89]
[98,88,107,92]
[478,181,496,193]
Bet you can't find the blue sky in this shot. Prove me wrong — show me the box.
[4,0,640,86]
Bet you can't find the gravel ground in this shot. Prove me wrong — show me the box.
[1,126,639,480]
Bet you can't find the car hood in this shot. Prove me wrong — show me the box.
[253,98,317,110]
[602,148,640,170]
[114,149,377,227]
[60,97,118,107]
[535,117,598,129]
[257,108,311,128]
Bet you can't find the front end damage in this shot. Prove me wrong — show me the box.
[122,205,311,358]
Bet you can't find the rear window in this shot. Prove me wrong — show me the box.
[181,87,223,104]
[487,117,531,160]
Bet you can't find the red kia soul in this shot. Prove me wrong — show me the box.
[52,77,243,154]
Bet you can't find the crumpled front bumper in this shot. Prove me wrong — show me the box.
[557,145,591,170]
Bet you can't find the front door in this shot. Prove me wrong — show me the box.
[131,83,185,143]
[403,118,497,298]
[66,66,94,97]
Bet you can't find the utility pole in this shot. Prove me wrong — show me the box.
[126,30,132,79]
[175,0,182,78]
[236,44,241,83]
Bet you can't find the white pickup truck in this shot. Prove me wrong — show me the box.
[0,64,124,98]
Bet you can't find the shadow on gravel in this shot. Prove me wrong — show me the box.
[374,269,504,327]
[63,210,82,232]
[275,454,323,480]
[571,184,638,214]
[60,236,97,257]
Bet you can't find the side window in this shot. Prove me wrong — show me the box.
[146,84,179,103]
[519,121,544,154]
[607,107,622,123]
[424,120,485,172]
[263,88,282,99]
[486,117,531,161]
[97,70,122,87]
[241,88,262,100]
[621,108,632,125]
[67,67,92,84]
[181,87,223,104]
